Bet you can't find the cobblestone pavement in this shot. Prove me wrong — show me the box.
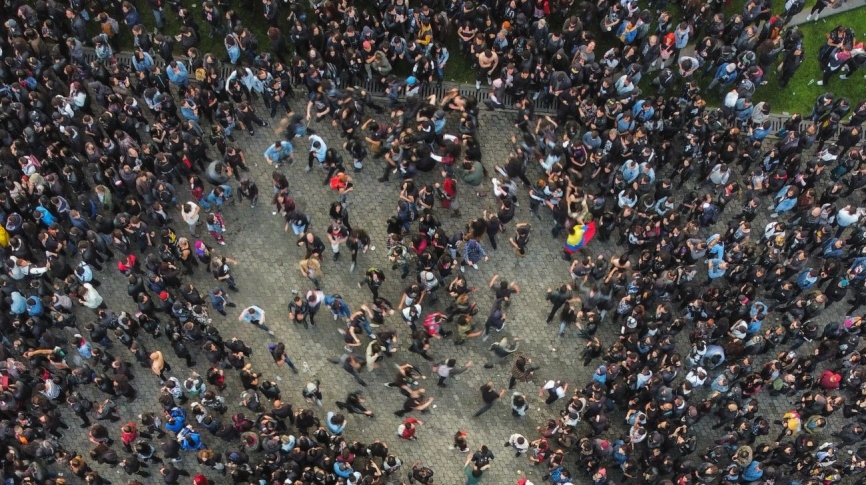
[49,100,842,485]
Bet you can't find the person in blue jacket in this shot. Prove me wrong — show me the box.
[178,426,205,450]
[26,296,43,317]
[325,294,351,321]
[741,461,764,482]
[708,62,739,93]
[166,61,189,94]
[334,460,354,479]
[165,407,186,433]
[326,411,346,434]
[131,49,154,72]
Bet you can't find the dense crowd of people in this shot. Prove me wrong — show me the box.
[0,0,866,485]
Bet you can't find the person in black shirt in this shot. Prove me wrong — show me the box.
[394,389,434,417]
[297,232,326,260]
[211,256,239,291]
[472,381,505,417]
[469,445,495,469]
[545,284,574,323]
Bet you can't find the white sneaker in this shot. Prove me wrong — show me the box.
[472,264,479,270]
[272,211,277,215]
[333,313,338,321]
[344,346,353,352]
[806,14,812,20]
[816,80,824,85]
[840,74,849,80]
[349,263,355,272]
[369,334,376,339]
[460,265,465,273]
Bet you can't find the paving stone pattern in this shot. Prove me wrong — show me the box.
[49,97,845,485]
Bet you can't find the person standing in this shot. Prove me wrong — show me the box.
[212,256,240,291]
[326,221,350,262]
[544,285,574,323]
[306,134,327,172]
[181,202,201,237]
[505,434,530,457]
[299,257,323,290]
[78,283,107,311]
[359,267,386,300]
[473,382,506,417]
[208,287,235,316]
[510,223,532,257]
[238,305,275,335]
[464,456,491,484]
[460,238,489,272]
[435,171,460,218]
[150,350,171,381]
[805,0,831,21]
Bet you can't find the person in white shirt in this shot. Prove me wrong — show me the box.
[836,205,864,237]
[78,283,105,310]
[6,256,48,280]
[238,305,274,335]
[306,290,325,326]
[181,202,201,237]
[505,433,530,456]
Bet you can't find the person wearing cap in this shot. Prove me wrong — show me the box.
[405,76,420,97]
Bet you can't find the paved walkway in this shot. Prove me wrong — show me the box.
[47,93,848,485]
[787,0,865,26]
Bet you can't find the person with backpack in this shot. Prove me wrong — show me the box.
[817,46,851,86]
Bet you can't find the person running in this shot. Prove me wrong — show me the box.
[473,382,506,417]
[238,305,275,335]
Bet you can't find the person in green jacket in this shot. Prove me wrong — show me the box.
[454,160,484,196]
[464,462,489,485]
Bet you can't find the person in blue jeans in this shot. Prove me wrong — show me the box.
[268,342,298,373]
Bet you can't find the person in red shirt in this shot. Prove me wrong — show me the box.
[435,171,460,218]
[397,417,423,440]
[818,370,841,390]
[120,422,138,452]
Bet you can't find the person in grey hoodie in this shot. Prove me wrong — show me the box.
[484,336,519,368]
